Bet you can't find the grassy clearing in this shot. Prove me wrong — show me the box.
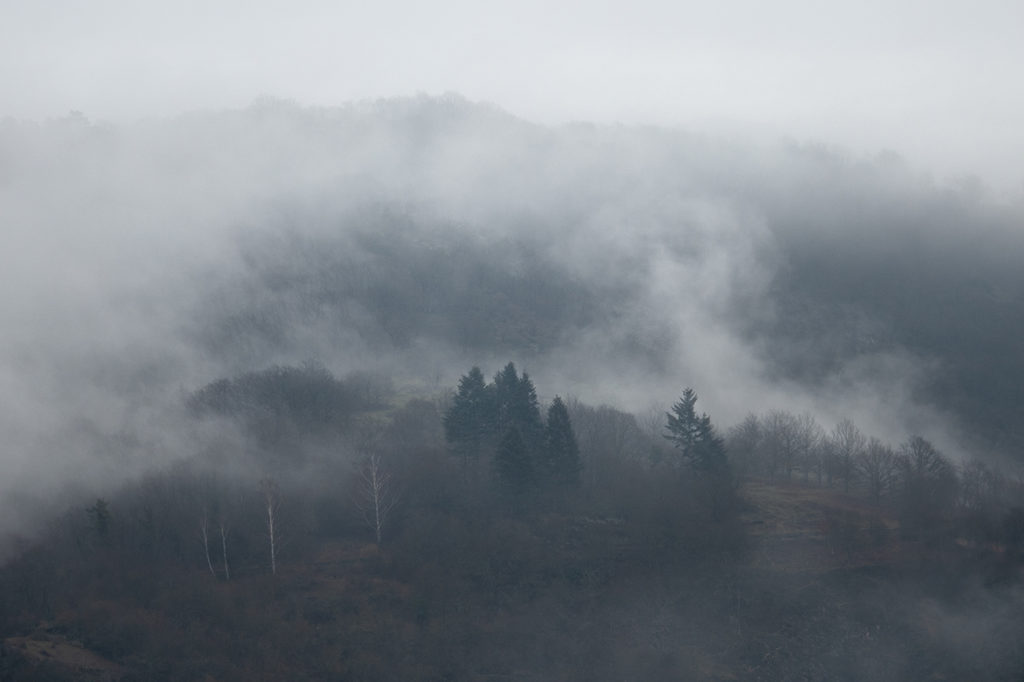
[743,480,905,573]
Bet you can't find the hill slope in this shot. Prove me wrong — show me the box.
[3,473,1021,681]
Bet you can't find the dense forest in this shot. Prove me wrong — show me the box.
[2,96,1024,679]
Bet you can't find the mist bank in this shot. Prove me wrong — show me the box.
[2,94,1023,540]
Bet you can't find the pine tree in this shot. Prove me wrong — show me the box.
[492,362,520,423]
[445,362,571,498]
[492,362,544,450]
[495,426,535,497]
[443,367,495,461]
[543,396,582,487]
[664,388,727,474]
[515,371,545,448]
[665,388,734,519]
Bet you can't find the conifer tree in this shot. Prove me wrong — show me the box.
[514,371,545,448]
[495,426,535,497]
[664,388,727,474]
[492,362,543,444]
[543,396,582,487]
[443,366,494,462]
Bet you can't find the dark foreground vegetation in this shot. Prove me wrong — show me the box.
[2,363,1024,680]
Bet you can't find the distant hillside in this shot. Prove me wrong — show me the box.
[164,100,1024,455]
[188,212,617,367]
[3,94,1024,562]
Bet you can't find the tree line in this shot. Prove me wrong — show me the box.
[726,409,1024,542]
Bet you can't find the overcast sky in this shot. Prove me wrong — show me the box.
[2,0,1022,195]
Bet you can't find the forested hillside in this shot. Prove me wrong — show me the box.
[3,96,1024,679]
[3,361,1024,679]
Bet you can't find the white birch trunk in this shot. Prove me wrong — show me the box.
[260,479,280,576]
[200,511,217,578]
[219,521,231,581]
[358,453,398,546]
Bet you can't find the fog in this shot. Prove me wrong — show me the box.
[4,1,1024,194]
[2,96,1023,549]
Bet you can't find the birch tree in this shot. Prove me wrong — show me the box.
[219,519,231,581]
[200,509,217,578]
[259,478,281,575]
[357,453,398,546]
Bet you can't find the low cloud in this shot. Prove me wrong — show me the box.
[2,95,1022,545]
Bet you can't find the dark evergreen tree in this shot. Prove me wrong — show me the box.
[665,388,734,519]
[492,362,520,419]
[495,427,535,497]
[492,362,544,445]
[665,389,700,457]
[543,396,582,487]
[664,388,728,475]
[443,366,494,462]
[515,371,545,448]
[444,362,569,497]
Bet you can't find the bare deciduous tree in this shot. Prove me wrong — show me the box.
[830,418,866,492]
[897,436,958,529]
[200,509,217,578]
[794,412,824,485]
[726,413,762,483]
[219,519,231,581]
[762,410,799,481]
[568,398,650,492]
[857,438,899,504]
[259,478,281,575]
[357,453,398,546]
